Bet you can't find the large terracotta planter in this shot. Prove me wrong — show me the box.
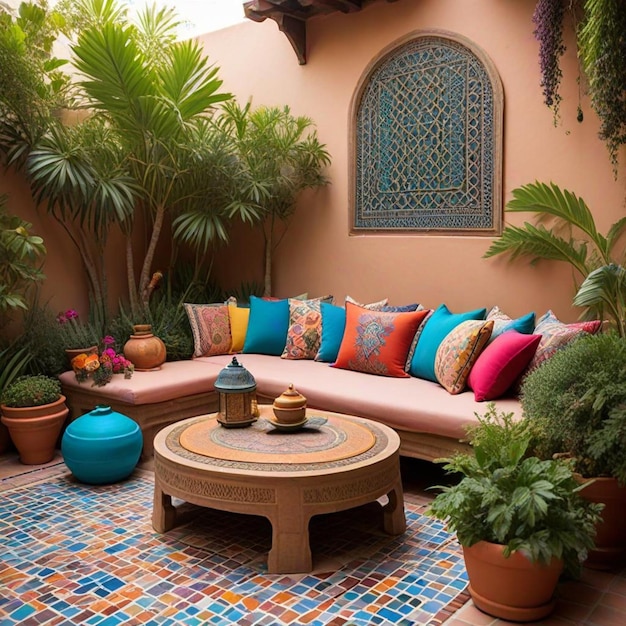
[577,476,626,570]
[123,324,166,371]
[0,396,69,464]
[463,541,563,622]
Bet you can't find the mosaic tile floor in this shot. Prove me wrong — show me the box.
[0,463,469,626]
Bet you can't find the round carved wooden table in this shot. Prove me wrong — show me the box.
[152,407,406,574]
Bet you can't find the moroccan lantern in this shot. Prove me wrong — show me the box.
[214,357,257,427]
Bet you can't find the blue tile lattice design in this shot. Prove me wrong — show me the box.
[354,34,502,232]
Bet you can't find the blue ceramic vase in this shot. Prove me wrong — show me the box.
[61,405,143,484]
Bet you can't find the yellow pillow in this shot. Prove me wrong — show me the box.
[228,304,250,353]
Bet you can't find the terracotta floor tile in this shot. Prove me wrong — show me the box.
[586,603,626,625]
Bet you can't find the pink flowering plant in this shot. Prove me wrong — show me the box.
[71,336,134,387]
[57,308,99,350]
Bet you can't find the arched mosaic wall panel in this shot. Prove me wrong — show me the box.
[350,31,503,234]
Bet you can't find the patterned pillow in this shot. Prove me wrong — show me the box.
[184,303,232,358]
[468,331,541,401]
[282,298,324,360]
[242,296,290,356]
[434,320,494,394]
[408,304,487,381]
[333,303,429,377]
[345,295,389,310]
[381,303,420,312]
[315,303,347,362]
[228,304,250,353]
[486,306,535,343]
[522,310,602,376]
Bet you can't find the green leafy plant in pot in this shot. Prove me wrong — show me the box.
[521,330,626,569]
[427,405,602,622]
[0,374,68,464]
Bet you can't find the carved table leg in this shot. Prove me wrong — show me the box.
[152,480,176,532]
[267,490,312,574]
[383,476,406,535]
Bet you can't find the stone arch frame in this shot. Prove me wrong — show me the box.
[349,30,504,235]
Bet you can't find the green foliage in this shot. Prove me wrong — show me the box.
[521,331,626,483]
[0,343,32,394]
[427,405,602,578]
[0,194,46,323]
[215,101,331,296]
[578,0,626,170]
[1,373,61,407]
[484,181,626,332]
[0,0,70,167]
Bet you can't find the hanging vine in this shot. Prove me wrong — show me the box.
[532,0,626,171]
[532,0,566,119]
[578,0,626,170]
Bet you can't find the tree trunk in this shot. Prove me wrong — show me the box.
[263,216,274,297]
[139,203,166,311]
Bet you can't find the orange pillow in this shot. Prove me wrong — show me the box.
[333,302,429,377]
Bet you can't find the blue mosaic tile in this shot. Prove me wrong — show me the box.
[0,473,468,625]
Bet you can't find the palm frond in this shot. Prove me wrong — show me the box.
[484,222,591,277]
[574,264,626,336]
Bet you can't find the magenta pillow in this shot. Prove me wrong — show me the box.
[467,331,542,401]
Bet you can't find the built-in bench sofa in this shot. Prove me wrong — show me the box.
[59,354,522,461]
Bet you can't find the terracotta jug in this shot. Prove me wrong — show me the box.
[123,324,166,371]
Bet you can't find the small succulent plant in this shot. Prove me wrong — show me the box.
[1,375,62,408]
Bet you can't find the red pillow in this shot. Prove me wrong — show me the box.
[333,302,429,377]
[467,331,541,401]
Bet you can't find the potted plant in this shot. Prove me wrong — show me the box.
[56,309,100,355]
[521,330,626,568]
[427,405,602,622]
[0,374,69,464]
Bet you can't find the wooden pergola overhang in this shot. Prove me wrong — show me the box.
[243,0,399,65]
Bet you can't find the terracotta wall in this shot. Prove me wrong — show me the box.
[202,0,626,321]
[1,0,625,331]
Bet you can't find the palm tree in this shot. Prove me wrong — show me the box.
[63,0,233,315]
[484,181,626,333]
[216,101,331,296]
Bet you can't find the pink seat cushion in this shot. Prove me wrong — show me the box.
[197,354,522,441]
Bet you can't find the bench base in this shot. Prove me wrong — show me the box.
[61,385,219,459]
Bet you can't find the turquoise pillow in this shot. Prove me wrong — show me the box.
[315,303,346,362]
[408,304,487,381]
[496,312,535,337]
[242,296,290,356]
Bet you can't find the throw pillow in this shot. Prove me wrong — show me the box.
[242,296,290,356]
[184,303,232,358]
[282,298,324,360]
[381,303,420,312]
[315,303,347,363]
[333,303,429,377]
[345,295,389,310]
[467,331,542,401]
[486,306,535,343]
[408,304,487,381]
[434,320,494,394]
[228,304,250,353]
[523,310,602,376]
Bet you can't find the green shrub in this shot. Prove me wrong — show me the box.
[521,331,626,483]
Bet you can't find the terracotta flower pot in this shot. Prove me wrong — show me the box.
[463,541,563,622]
[0,395,69,464]
[577,475,626,570]
[65,345,98,362]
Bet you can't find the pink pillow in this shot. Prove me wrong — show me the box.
[467,331,541,401]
